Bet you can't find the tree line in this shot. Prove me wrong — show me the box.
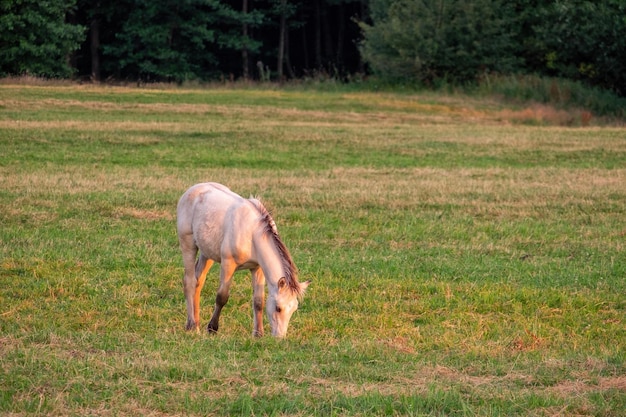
[1,0,624,96]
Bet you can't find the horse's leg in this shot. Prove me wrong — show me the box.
[180,237,200,331]
[251,267,266,337]
[207,260,237,334]
[193,254,213,330]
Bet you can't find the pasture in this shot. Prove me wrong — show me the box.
[0,83,625,416]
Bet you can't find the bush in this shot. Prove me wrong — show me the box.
[474,74,626,119]
[0,0,84,78]
[359,0,520,84]
[360,0,626,97]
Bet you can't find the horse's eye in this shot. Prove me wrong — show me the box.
[276,306,282,313]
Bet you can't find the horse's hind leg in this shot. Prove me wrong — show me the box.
[181,238,212,332]
[180,236,199,331]
[192,254,213,329]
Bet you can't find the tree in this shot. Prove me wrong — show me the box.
[360,0,626,95]
[96,0,265,82]
[211,0,265,79]
[276,0,299,79]
[242,0,250,79]
[0,0,84,78]
[100,0,220,82]
[75,0,114,82]
[536,0,626,95]
[43,0,367,82]
[359,0,520,84]
[278,0,364,77]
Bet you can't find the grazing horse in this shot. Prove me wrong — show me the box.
[176,182,310,338]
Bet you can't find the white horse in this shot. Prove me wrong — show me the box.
[176,182,310,338]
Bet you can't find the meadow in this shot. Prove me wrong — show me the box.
[0,83,625,416]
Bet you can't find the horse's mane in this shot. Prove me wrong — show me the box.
[249,198,302,297]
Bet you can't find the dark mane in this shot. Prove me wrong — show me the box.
[249,198,302,296]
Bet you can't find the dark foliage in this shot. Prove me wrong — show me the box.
[0,0,84,77]
[361,0,626,95]
[0,0,623,96]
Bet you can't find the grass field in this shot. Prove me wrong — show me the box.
[1,83,625,416]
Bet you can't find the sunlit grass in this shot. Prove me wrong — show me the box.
[1,84,625,416]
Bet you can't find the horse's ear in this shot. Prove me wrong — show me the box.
[300,280,311,292]
[278,277,287,290]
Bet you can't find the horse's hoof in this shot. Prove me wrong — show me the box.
[207,323,218,334]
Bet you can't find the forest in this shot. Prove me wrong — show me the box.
[1,0,625,96]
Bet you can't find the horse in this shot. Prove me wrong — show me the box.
[176,182,310,338]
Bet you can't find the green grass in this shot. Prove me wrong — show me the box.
[472,74,626,119]
[1,83,625,416]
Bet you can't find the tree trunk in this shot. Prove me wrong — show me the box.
[242,0,249,80]
[90,18,100,82]
[357,0,367,73]
[277,0,287,80]
[322,2,333,72]
[301,21,309,70]
[314,0,322,69]
[336,3,345,71]
[285,27,295,78]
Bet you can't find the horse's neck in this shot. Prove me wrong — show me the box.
[252,234,284,287]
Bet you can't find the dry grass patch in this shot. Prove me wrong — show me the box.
[0,166,186,195]
[7,163,618,227]
[244,166,626,215]
[113,207,174,221]
[0,119,204,133]
[496,104,577,125]
[3,84,612,127]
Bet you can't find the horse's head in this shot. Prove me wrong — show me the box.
[267,277,310,338]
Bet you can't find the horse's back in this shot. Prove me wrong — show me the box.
[177,182,257,261]
[177,182,241,229]
[178,182,234,208]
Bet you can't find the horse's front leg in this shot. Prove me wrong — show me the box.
[207,260,236,334]
[251,267,266,337]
